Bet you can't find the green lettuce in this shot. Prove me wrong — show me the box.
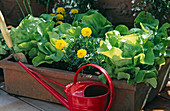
[97,11,170,88]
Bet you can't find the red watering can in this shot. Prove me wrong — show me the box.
[18,62,115,111]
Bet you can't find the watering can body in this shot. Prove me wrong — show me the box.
[65,81,109,111]
[19,63,115,111]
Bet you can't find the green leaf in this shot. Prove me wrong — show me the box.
[129,28,142,34]
[28,48,38,58]
[48,31,59,39]
[105,30,120,47]
[50,38,58,47]
[144,48,154,65]
[122,42,139,57]
[99,47,122,59]
[115,25,129,35]
[36,21,55,38]
[45,42,57,53]
[50,49,64,62]
[73,10,99,24]
[140,22,149,33]
[53,23,72,36]
[117,72,130,80]
[145,78,157,88]
[18,40,37,51]
[158,23,170,38]
[0,42,6,55]
[119,34,139,45]
[134,11,159,28]
[97,42,109,53]
[156,56,165,65]
[32,52,53,66]
[98,47,132,67]
[40,14,56,22]
[166,49,170,57]
[99,74,107,83]
[73,11,113,38]
[135,70,146,83]
[37,42,51,55]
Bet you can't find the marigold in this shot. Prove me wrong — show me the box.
[77,49,87,58]
[71,9,79,14]
[62,50,66,53]
[56,7,65,14]
[56,14,64,20]
[56,21,63,25]
[81,27,92,37]
[50,13,55,16]
[55,39,67,50]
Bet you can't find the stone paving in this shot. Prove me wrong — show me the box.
[0,83,68,111]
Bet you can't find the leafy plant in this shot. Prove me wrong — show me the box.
[0,34,9,60]
[97,11,170,88]
[72,10,113,38]
[10,14,56,64]
[10,10,112,71]
[132,0,170,26]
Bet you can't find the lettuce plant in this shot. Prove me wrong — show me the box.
[97,11,170,88]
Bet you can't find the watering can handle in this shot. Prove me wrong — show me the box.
[73,64,115,111]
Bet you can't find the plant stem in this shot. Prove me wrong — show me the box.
[16,0,25,17]
[46,0,50,14]
[26,0,33,15]
[23,0,29,14]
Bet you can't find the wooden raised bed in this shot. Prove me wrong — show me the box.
[0,56,169,111]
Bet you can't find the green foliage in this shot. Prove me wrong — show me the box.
[97,11,170,88]
[9,10,170,88]
[132,0,170,25]
[10,14,59,65]
[73,10,113,38]
[0,34,9,59]
[10,10,111,70]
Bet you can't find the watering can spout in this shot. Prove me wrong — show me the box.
[18,61,70,110]
[43,84,69,109]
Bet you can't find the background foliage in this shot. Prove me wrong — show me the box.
[132,0,170,26]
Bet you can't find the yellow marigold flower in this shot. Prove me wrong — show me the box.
[62,50,66,53]
[55,39,67,50]
[50,13,55,16]
[56,7,65,14]
[77,49,87,58]
[56,21,63,25]
[71,9,79,14]
[81,27,92,37]
[56,14,64,20]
